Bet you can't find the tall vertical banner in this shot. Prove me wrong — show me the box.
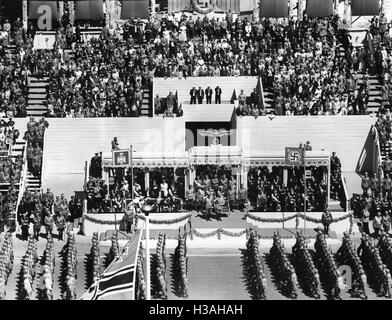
[259,0,288,17]
[351,0,379,16]
[81,230,142,300]
[121,0,150,19]
[306,0,334,17]
[28,1,58,20]
[75,0,104,20]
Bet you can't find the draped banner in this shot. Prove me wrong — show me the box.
[81,230,142,300]
[259,0,288,17]
[29,1,58,20]
[75,0,104,20]
[351,0,379,16]
[306,0,334,17]
[120,0,150,19]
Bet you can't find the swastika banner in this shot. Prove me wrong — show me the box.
[260,0,288,18]
[285,147,304,166]
[306,0,334,17]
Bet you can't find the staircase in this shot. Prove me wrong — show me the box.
[27,76,48,117]
[263,89,274,114]
[354,74,382,114]
[26,172,41,192]
[140,89,151,117]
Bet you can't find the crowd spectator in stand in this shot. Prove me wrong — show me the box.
[248,165,327,213]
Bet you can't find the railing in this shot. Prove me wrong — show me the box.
[14,141,28,232]
[40,125,48,190]
[341,175,350,213]
[371,124,384,181]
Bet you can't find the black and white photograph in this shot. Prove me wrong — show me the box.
[0,0,391,305]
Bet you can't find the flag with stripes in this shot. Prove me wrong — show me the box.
[81,230,142,300]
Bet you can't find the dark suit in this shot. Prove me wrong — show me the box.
[215,87,222,104]
[196,89,204,104]
[205,88,213,104]
[190,88,197,104]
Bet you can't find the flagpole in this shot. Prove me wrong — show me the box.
[144,209,151,300]
[303,146,306,236]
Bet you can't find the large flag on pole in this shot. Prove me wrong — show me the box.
[81,230,142,300]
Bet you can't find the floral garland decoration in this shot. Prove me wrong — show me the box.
[189,228,248,239]
[83,214,118,225]
[245,212,297,223]
[136,213,192,225]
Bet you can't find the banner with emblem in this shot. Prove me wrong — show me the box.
[112,149,131,168]
[351,0,379,16]
[285,147,304,166]
[259,0,288,18]
[81,230,142,300]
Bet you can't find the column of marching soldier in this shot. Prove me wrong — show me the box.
[154,233,167,299]
[357,232,392,298]
[63,232,77,300]
[245,230,268,300]
[269,233,299,299]
[0,233,14,299]
[292,233,322,299]
[174,235,188,298]
[336,232,368,299]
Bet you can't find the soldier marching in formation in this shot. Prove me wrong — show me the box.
[378,231,392,273]
[245,229,268,300]
[155,233,167,299]
[107,233,120,266]
[63,232,77,300]
[136,247,147,300]
[269,232,298,299]
[21,236,38,300]
[90,232,100,284]
[336,232,368,299]
[0,233,14,299]
[292,232,321,299]
[357,232,392,298]
[314,230,344,300]
[174,235,188,298]
[38,234,55,300]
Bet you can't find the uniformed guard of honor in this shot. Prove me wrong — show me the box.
[357,232,392,298]
[63,232,77,300]
[292,232,321,299]
[336,232,368,299]
[0,233,14,299]
[21,236,38,300]
[269,232,298,299]
[154,233,167,299]
[314,230,344,300]
[245,229,267,300]
[174,235,188,298]
[38,234,55,300]
[90,232,101,284]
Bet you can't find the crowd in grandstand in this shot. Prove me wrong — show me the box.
[247,165,327,213]
[1,11,388,117]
